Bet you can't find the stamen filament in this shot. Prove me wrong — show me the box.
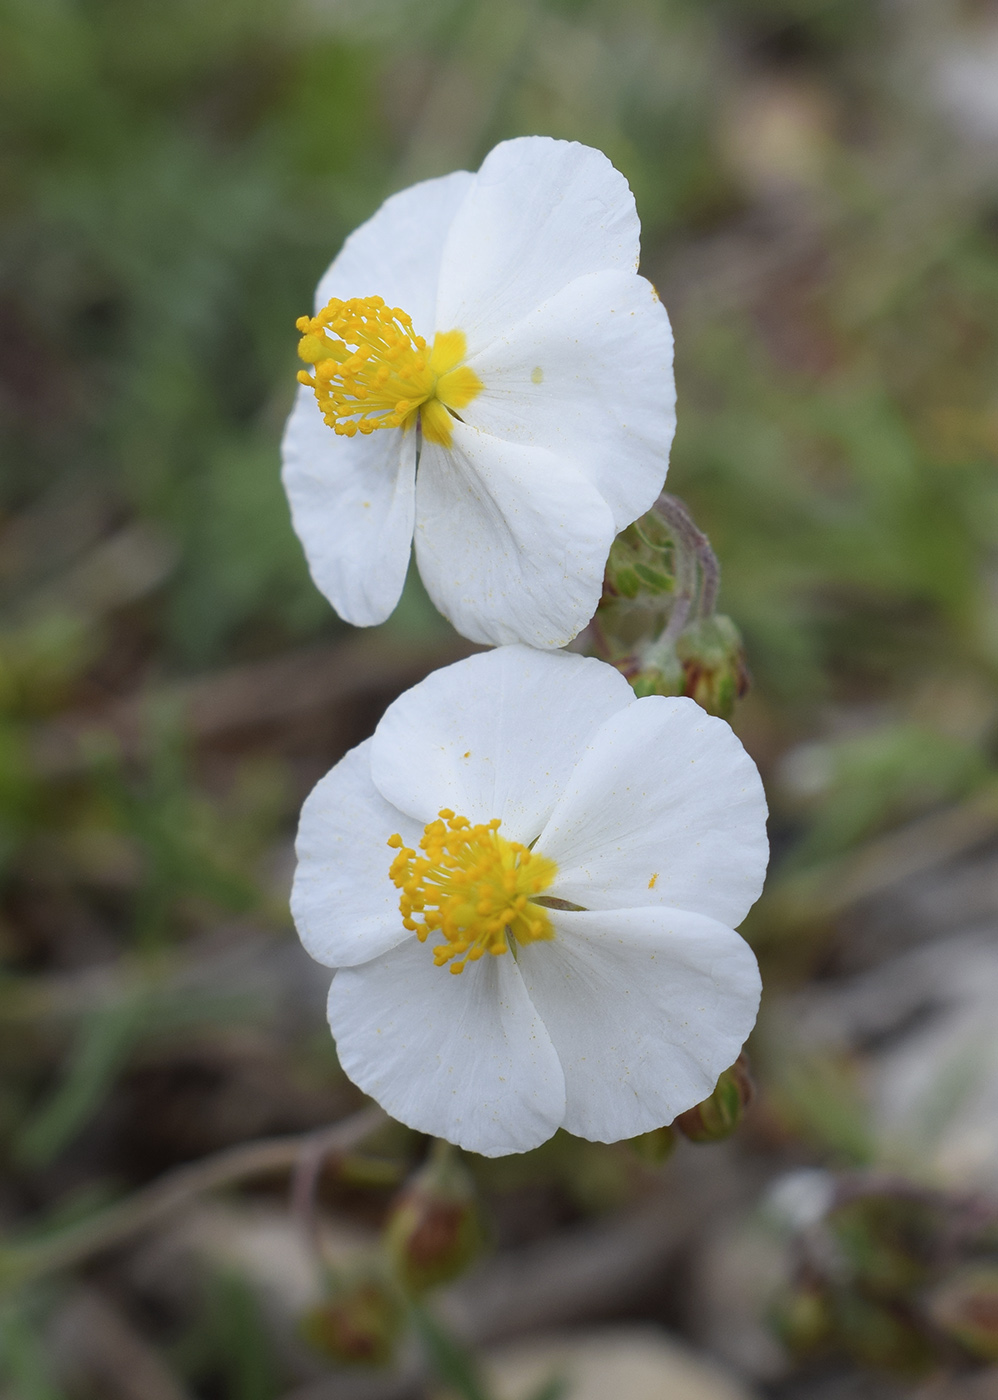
[388,811,557,974]
[296,297,482,449]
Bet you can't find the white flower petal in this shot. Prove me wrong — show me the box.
[414,422,615,648]
[291,740,419,968]
[315,170,474,336]
[518,906,761,1141]
[328,940,566,1156]
[369,645,634,839]
[465,270,675,530]
[284,171,475,626]
[281,388,417,627]
[436,137,640,357]
[539,696,768,928]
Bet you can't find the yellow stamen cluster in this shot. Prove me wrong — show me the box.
[296,297,482,449]
[387,810,557,974]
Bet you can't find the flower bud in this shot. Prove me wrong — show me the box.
[675,1053,754,1143]
[834,1292,936,1374]
[384,1143,483,1295]
[827,1192,937,1298]
[626,646,686,700]
[770,1278,834,1356]
[674,615,750,721]
[603,516,675,602]
[626,1125,676,1165]
[300,1265,403,1368]
[927,1265,998,1361]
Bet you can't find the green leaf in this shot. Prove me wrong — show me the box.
[14,995,147,1167]
[0,1297,67,1400]
[525,1375,570,1400]
[409,1301,493,1400]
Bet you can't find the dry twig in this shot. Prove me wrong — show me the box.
[1,1105,387,1290]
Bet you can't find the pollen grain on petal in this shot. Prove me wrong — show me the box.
[388,810,557,975]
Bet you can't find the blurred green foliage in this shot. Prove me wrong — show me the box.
[1,0,994,728]
[1,0,998,1390]
[0,1292,66,1400]
[0,0,390,660]
[773,1183,998,1375]
[0,0,994,824]
[177,1268,280,1400]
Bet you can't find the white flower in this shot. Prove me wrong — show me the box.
[291,646,768,1158]
[282,136,675,649]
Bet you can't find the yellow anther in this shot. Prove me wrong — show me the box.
[296,297,482,447]
[387,811,557,973]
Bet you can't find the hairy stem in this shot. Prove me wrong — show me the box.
[654,493,720,622]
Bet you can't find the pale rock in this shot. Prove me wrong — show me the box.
[173,1199,375,1315]
[934,25,998,146]
[685,1214,793,1382]
[781,929,998,1192]
[445,1325,758,1400]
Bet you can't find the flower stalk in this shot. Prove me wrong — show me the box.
[595,493,749,720]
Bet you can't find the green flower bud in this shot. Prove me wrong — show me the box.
[626,1124,676,1165]
[770,1279,834,1356]
[675,1054,754,1143]
[625,638,686,699]
[300,1265,403,1368]
[833,1292,936,1375]
[928,1265,998,1361]
[674,615,750,721]
[603,517,675,601]
[384,1143,482,1295]
[827,1193,938,1299]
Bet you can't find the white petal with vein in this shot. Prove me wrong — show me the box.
[329,938,566,1156]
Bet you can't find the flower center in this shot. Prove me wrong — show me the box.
[387,810,557,975]
[296,297,482,450]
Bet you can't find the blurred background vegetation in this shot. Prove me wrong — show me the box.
[3,0,998,1396]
